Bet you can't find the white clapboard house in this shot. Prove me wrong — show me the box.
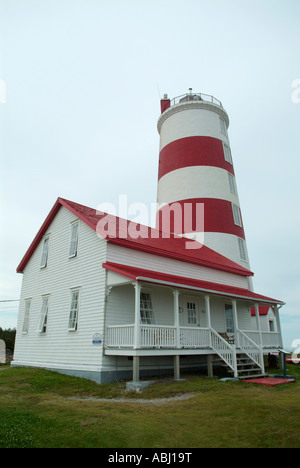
[13,91,284,383]
[12,197,284,383]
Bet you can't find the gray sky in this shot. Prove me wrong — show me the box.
[0,0,299,349]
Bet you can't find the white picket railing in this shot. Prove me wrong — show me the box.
[243,330,281,349]
[180,327,210,348]
[140,325,176,348]
[106,324,134,348]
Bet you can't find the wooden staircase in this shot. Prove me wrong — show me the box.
[229,353,265,379]
[210,328,265,379]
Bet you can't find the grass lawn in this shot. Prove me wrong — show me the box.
[0,363,300,448]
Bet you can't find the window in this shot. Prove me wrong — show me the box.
[22,300,31,334]
[38,296,49,333]
[232,204,242,227]
[69,222,79,258]
[228,172,237,194]
[68,290,80,331]
[220,117,227,135]
[140,292,155,324]
[187,302,197,325]
[238,238,247,261]
[225,304,234,334]
[269,320,275,332]
[223,143,232,164]
[40,237,49,268]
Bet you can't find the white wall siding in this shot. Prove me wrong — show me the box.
[107,243,249,289]
[13,206,107,370]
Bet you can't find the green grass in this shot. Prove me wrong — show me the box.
[0,364,300,448]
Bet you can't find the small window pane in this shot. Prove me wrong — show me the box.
[40,238,49,268]
[39,297,49,333]
[232,204,242,227]
[223,143,232,164]
[68,290,79,331]
[69,223,79,257]
[220,117,227,135]
[238,238,247,261]
[140,292,155,324]
[22,300,31,334]
[228,173,237,194]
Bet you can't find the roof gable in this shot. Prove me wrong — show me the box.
[17,197,254,277]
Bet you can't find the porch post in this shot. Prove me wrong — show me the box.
[174,355,180,380]
[173,289,180,349]
[274,305,283,348]
[232,299,239,346]
[134,282,141,349]
[133,356,140,382]
[254,303,265,372]
[205,295,212,347]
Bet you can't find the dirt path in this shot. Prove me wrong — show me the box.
[68,393,197,405]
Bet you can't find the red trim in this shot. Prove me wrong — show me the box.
[103,262,282,304]
[157,198,245,239]
[250,305,274,316]
[17,197,251,277]
[158,136,234,180]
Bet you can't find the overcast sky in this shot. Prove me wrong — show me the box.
[0,0,299,349]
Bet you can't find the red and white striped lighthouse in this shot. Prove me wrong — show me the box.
[156,90,251,270]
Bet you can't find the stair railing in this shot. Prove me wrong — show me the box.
[237,329,264,372]
[209,328,237,377]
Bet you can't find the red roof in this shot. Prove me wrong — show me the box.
[17,197,253,277]
[250,305,275,316]
[103,262,283,305]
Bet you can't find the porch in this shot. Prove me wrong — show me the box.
[104,276,283,379]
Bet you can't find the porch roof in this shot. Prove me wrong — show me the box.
[103,262,284,306]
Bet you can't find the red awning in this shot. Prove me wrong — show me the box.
[103,262,284,305]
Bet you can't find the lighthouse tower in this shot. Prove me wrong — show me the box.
[156,90,251,272]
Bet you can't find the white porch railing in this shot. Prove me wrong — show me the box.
[141,325,176,348]
[243,330,281,349]
[180,327,210,348]
[105,325,281,355]
[106,324,134,348]
[105,324,211,349]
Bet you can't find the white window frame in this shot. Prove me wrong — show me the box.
[140,292,155,324]
[40,237,49,268]
[69,222,79,258]
[38,296,49,333]
[22,299,31,334]
[220,117,227,135]
[232,204,242,227]
[238,238,247,261]
[223,143,232,164]
[68,289,80,331]
[228,172,237,195]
